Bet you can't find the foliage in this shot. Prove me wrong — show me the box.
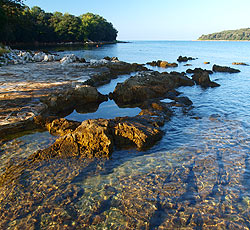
[198,28,250,41]
[0,2,118,44]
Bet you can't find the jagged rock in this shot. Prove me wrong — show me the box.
[112,116,163,150]
[30,116,163,160]
[44,85,108,114]
[32,119,114,159]
[46,118,81,136]
[60,54,78,65]
[186,68,213,75]
[212,64,240,73]
[111,71,194,106]
[177,56,196,62]
[33,52,46,62]
[103,56,119,62]
[147,60,178,68]
[192,72,220,88]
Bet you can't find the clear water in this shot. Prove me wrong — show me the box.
[0,41,250,229]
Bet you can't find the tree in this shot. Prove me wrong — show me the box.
[81,13,117,42]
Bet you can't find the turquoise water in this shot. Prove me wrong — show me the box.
[0,41,250,229]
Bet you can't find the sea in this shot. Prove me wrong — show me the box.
[1,41,250,229]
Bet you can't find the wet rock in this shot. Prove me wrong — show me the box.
[174,96,193,106]
[112,116,163,150]
[177,56,196,62]
[44,85,108,114]
[204,62,210,64]
[147,60,178,68]
[30,116,163,160]
[103,56,119,62]
[32,119,114,159]
[192,72,220,88]
[186,68,213,75]
[232,62,248,66]
[212,64,240,73]
[139,100,173,122]
[111,71,194,106]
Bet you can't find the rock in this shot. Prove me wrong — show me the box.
[147,60,178,68]
[90,59,109,66]
[186,68,213,75]
[32,119,114,159]
[112,116,163,150]
[103,56,119,62]
[33,52,46,62]
[204,62,210,64]
[43,54,54,62]
[184,64,192,66]
[192,72,220,88]
[174,96,193,106]
[212,64,240,73]
[60,54,78,65]
[44,85,108,114]
[177,56,196,62]
[111,71,194,106]
[232,62,248,66]
[30,116,163,160]
[46,118,81,136]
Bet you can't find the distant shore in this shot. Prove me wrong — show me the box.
[194,40,250,42]
[8,40,129,49]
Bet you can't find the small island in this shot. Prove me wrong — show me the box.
[198,28,250,41]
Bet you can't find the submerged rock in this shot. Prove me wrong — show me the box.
[192,72,220,88]
[212,64,240,73]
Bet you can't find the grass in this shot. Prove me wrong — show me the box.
[0,46,10,56]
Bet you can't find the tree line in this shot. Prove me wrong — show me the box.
[198,28,250,41]
[0,0,118,44]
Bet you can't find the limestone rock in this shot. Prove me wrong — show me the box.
[192,72,220,88]
[212,64,240,73]
[112,71,194,106]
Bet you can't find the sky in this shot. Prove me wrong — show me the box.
[24,0,250,41]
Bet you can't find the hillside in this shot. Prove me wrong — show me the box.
[198,28,250,41]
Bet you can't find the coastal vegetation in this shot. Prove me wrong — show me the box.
[198,28,250,40]
[0,0,118,44]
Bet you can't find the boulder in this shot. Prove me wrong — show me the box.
[32,119,114,159]
[177,56,196,62]
[44,85,108,114]
[204,62,210,64]
[192,72,220,88]
[111,71,194,106]
[186,68,213,75]
[112,117,163,150]
[46,118,81,136]
[147,60,178,68]
[212,64,240,73]
[33,52,46,62]
[30,116,163,160]
[60,54,78,65]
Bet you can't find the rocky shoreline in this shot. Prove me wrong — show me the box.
[0,48,242,185]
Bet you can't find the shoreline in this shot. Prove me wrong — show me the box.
[194,39,250,42]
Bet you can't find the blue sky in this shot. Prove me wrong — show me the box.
[24,0,250,41]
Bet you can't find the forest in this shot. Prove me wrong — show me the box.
[0,0,118,44]
[198,28,250,41]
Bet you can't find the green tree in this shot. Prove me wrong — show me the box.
[81,13,117,42]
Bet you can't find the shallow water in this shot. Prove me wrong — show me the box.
[0,41,250,229]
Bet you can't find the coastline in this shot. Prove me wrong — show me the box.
[194,39,250,42]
